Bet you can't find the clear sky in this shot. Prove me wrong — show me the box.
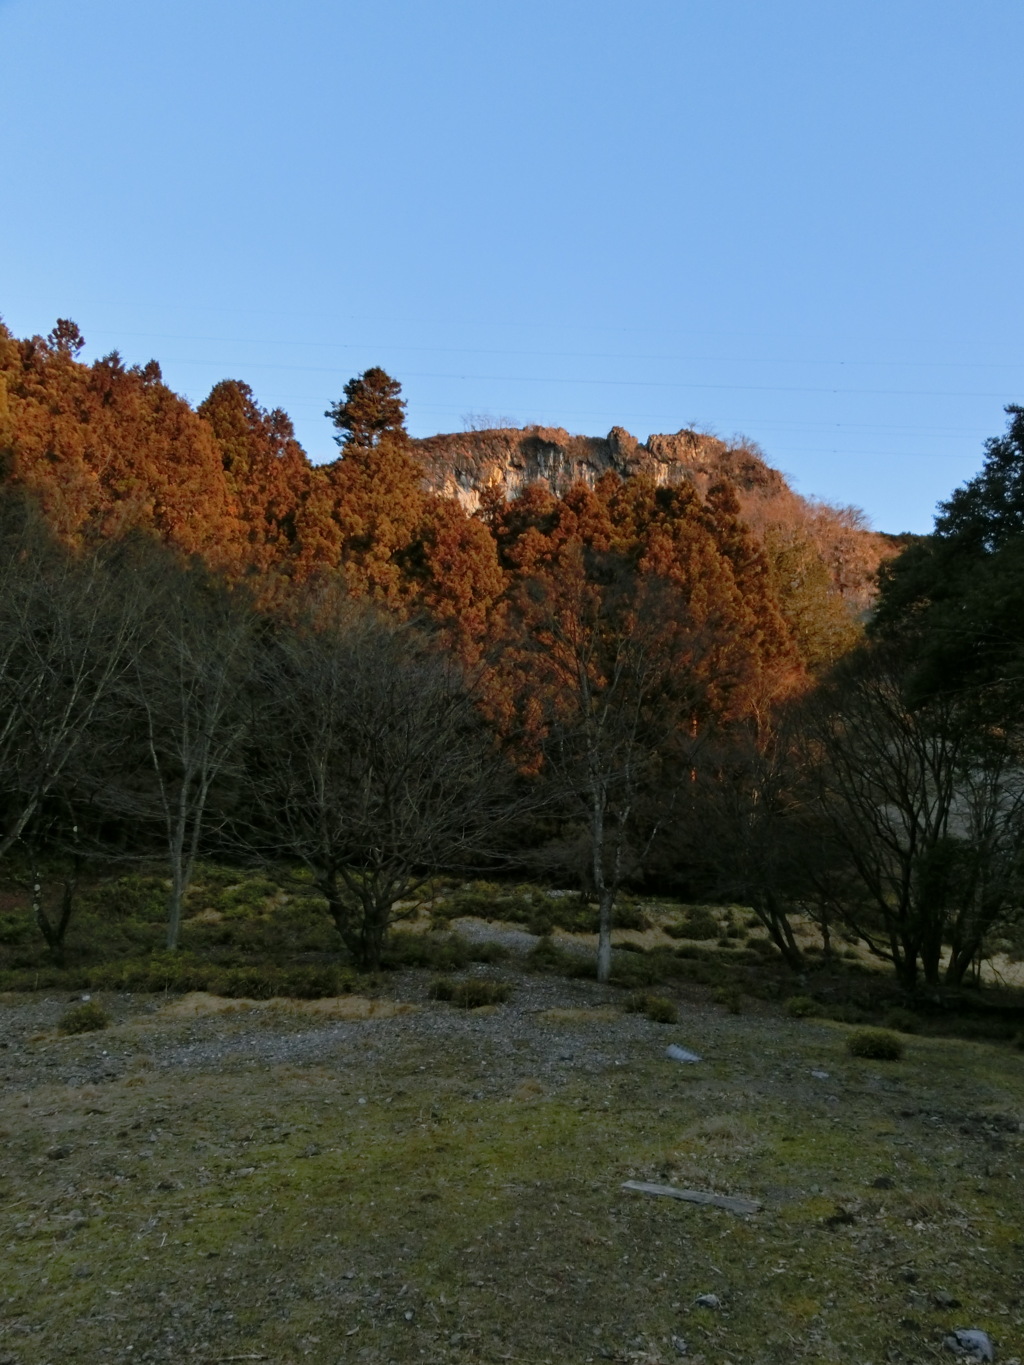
[2,0,1022,532]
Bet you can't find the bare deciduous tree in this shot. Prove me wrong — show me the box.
[506,551,710,982]
[0,495,145,867]
[246,604,516,969]
[116,555,255,950]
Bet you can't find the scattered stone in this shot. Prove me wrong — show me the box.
[811,1069,830,1080]
[694,1293,721,1309]
[872,1175,895,1189]
[670,1336,688,1356]
[944,1329,995,1361]
[73,1265,93,1279]
[934,1291,963,1310]
[666,1045,702,1064]
[45,1145,71,1160]
[622,1181,760,1215]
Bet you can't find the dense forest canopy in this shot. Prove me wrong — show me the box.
[0,315,871,678]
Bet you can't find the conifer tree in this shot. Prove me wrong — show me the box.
[326,367,407,450]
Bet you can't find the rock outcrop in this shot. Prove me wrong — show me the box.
[411,425,787,510]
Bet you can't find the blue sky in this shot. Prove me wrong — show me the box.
[1,0,1022,532]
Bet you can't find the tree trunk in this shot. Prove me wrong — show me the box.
[919,928,943,988]
[597,885,615,983]
[591,782,613,984]
[753,891,803,970]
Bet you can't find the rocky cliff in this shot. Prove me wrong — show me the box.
[411,425,787,510]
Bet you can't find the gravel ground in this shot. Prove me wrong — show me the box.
[1,964,718,1096]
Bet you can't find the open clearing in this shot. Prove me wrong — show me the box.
[2,963,1023,1365]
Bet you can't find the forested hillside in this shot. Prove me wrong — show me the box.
[0,318,870,674]
[2,316,1022,999]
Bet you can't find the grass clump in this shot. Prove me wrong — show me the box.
[58,1000,111,1034]
[526,937,581,976]
[664,905,720,941]
[213,964,348,999]
[428,977,511,1009]
[784,994,820,1019]
[623,991,678,1024]
[715,985,743,1014]
[847,1028,904,1061]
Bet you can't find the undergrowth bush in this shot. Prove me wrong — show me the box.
[665,906,720,941]
[436,883,651,936]
[428,977,511,1008]
[0,913,33,946]
[526,938,580,975]
[624,992,677,1023]
[383,930,507,972]
[847,1028,904,1061]
[715,985,743,1014]
[784,995,819,1019]
[58,1000,111,1034]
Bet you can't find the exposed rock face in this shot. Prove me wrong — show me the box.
[411,425,786,511]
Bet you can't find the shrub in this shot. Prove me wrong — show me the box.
[58,1001,111,1035]
[643,994,678,1024]
[665,906,719,941]
[715,986,743,1014]
[0,912,32,946]
[383,931,471,973]
[784,995,819,1019]
[847,1028,904,1061]
[614,899,652,932]
[526,937,577,975]
[609,953,664,989]
[95,875,168,922]
[673,943,714,961]
[623,991,677,1023]
[429,977,511,1008]
[453,979,512,1008]
[883,1007,919,1034]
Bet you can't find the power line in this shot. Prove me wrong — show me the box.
[153,355,1021,403]
[86,327,1024,374]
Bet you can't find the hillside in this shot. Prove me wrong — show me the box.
[0,322,887,675]
[413,424,895,614]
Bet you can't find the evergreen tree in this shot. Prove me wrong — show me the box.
[325,367,407,450]
[874,405,1024,723]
